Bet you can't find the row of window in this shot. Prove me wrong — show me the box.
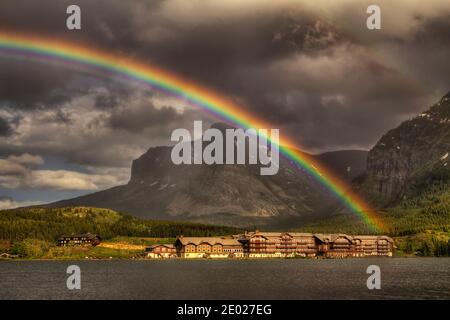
[184,245,243,253]
[153,248,176,252]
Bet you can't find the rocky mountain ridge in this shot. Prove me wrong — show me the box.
[49,123,367,227]
[359,92,450,206]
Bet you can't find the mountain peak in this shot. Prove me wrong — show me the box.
[443,91,450,100]
[430,91,450,118]
[438,90,450,106]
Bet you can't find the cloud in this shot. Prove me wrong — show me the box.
[26,170,120,190]
[7,154,44,166]
[0,84,208,168]
[0,0,449,190]
[0,58,74,110]
[0,153,123,191]
[0,154,43,176]
[0,117,13,136]
[0,196,43,210]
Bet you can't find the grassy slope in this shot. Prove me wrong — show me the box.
[3,237,176,260]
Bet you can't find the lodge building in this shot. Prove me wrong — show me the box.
[175,236,244,258]
[145,244,177,258]
[57,233,101,247]
[145,231,394,258]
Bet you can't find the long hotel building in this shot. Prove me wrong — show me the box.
[146,230,393,258]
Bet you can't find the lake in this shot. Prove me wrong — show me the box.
[0,258,449,299]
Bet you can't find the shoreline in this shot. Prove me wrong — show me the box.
[0,255,434,262]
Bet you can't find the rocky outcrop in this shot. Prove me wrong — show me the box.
[50,143,335,226]
[359,92,450,206]
[48,123,367,227]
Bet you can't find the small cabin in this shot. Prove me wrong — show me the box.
[57,233,101,247]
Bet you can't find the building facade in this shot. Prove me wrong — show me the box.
[239,231,393,258]
[145,244,177,258]
[57,233,101,247]
[147,231,393,259]
[175,236,244,258]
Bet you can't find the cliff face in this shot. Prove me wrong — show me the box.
[360,92,450,206]
[49,123,367,227]
[129,146,326,218]
[51,145,336,226]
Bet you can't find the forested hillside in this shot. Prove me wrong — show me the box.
[0,206,243,242]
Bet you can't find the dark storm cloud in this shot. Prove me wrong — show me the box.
[0,0,342,83]
[0,53,145,111]
[227,43,431,150]
[0,59,73,110]
[0,0,449,160]
[94,92,121,109]
[110,103,179,133]
[0,85,207,169]
[92,82,151,109]
[0,117,13,136]
[394,14,450,95]
[0,112,22,137]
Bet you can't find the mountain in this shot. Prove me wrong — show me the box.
[47,124,367,227]
[359,92,450,206]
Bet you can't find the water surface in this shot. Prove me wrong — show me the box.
[0,258,448,299]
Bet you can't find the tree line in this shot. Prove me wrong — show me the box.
[0,207,243,243]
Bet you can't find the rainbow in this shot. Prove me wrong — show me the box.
[0,32,385,232]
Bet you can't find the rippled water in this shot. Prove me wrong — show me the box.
[0,258,448,300]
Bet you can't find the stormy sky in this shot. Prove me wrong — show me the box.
[0,0,449,208]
